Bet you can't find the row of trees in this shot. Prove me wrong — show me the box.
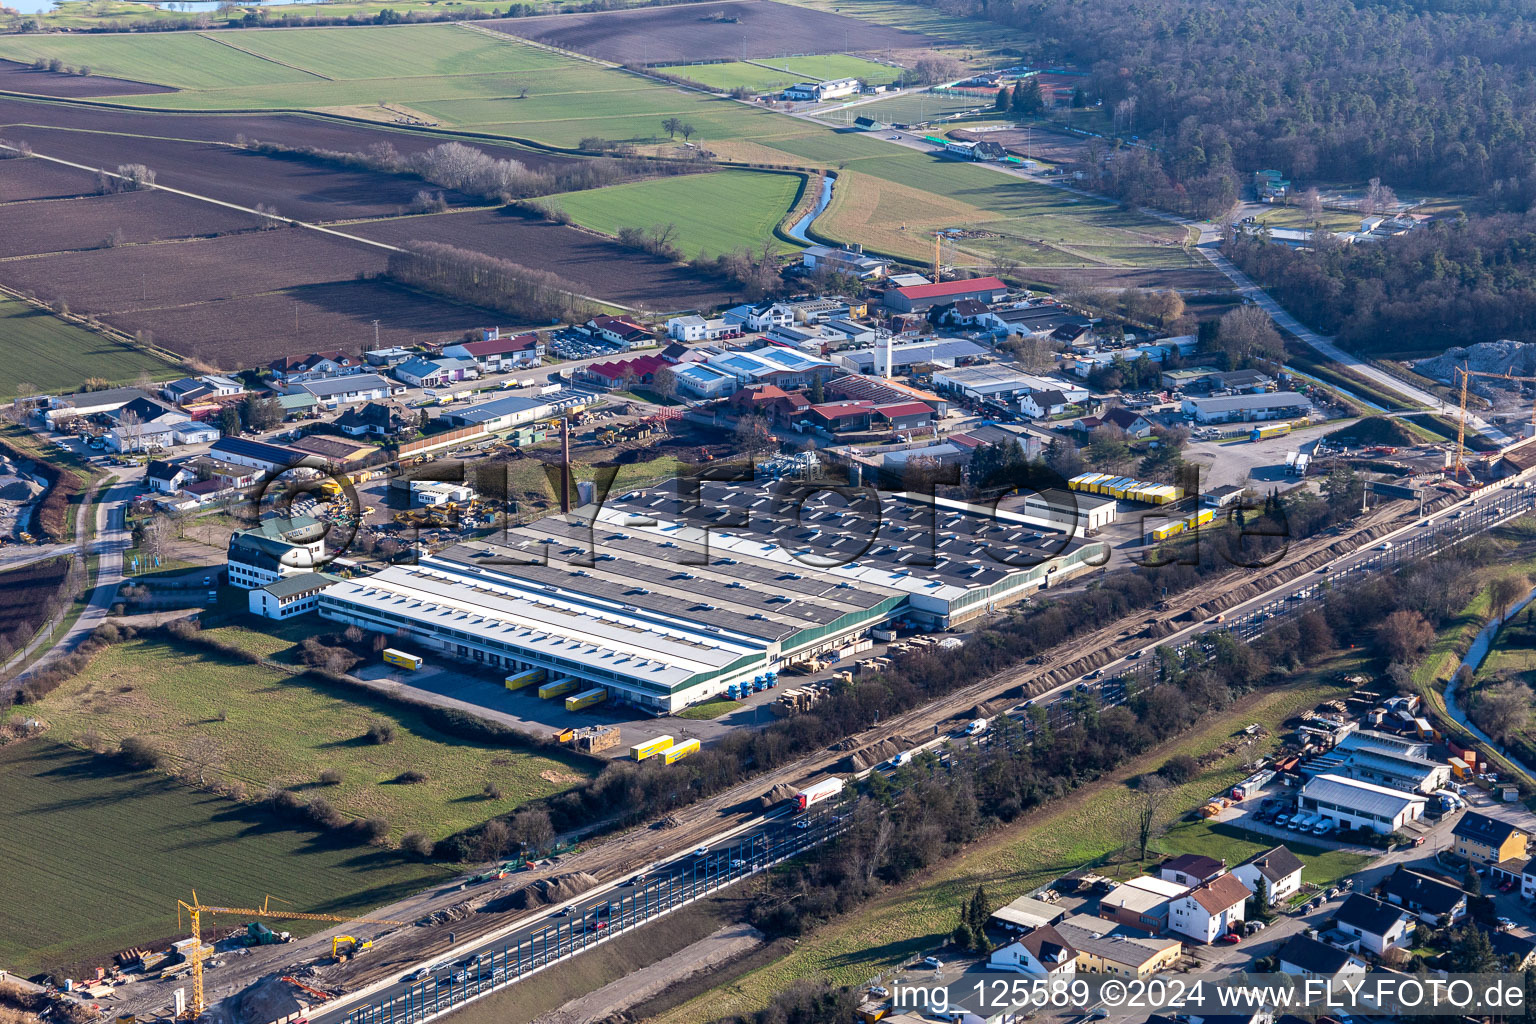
[386,242,597,324]
[236,138,694,203]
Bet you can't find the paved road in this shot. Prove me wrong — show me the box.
[4,466,138,691]
[1443,588,1536,786]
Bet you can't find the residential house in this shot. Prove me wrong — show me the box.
[1492,930,1536,970]
[268,351,362,384]
[987,925,1078,977]
[1101,407,1156,438]
[1231,846,1304,905]
[729,384,810,424]
[186,457,261,491]
[393,357,481,389]
[1054,915,1182,978]
[1453,812,1529,866]
[442,330,544,371]
[664,315,739,343]
[1332,894,1413,956]
[335,402,408,439]
[587,315,653,349]
[1160,854,1228,888]
[275,393,319,421]
[1167,873,1250,944]
[884,276,1008,313]
[1377,867,1468,925]
[723,302,794,332]
[145,460,193,494]
[1276,934,1367,980]
[1019,389,1071,419]
[1099,876,1188,933]
[248,571,339,620]
[226,518,327,589]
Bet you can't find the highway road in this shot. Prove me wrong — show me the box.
[319,804,848,1024]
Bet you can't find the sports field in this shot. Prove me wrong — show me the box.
[544,169,803,255]
[35,636,597,840]
[0,739,449,976]
[656,55,900,93]
[0,297,178,397]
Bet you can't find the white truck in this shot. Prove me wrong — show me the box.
[964,718,989,736]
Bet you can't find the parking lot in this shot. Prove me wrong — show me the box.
[548,326,630,361]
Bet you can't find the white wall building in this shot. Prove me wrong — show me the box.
[1297,774,1426,834]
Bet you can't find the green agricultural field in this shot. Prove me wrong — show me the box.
[544,169,803,255]
[0,740,448,976]
[34,636,597,839]
[0,31,317,90]
[657,55,900,94]
[0,297,179,398]
[226,24,578,80]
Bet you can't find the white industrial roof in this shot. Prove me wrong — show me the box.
[1303,773,1427,817]
[322,562,758,689]
[1185,392,1309,412]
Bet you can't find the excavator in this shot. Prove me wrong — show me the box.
[330,935,373,961]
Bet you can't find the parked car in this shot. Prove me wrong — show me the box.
[924,956,944,969]
[869,986,890,998]
[1219,933,1242,944]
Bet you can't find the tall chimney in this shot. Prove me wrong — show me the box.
[560,417,571,513]
[883,332,894,380]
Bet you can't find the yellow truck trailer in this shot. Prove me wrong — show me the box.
[662,738,701,764]
[537,677,580,700]
[631,735,675,761]
[504,668,548,691]
[565,687,607,711]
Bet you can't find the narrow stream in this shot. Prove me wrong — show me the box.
[1444,584,1536,782]
[785,172,836,243]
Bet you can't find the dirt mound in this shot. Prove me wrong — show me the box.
[759,781,798,809]
[1414,340,1536,384]
[237,976,307,1024]
[480,872,599,914]
[847,737,905,772]
[1325,415,1418,448]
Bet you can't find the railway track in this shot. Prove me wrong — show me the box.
[320,495,1418,995]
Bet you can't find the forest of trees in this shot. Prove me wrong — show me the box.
[1224,212,1536,351]
[919,0,1536,208]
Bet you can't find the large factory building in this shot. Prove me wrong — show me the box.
[316,483,1104,713]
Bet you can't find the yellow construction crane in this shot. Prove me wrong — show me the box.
[1453,366,1536,477]
[176,892,405,1020]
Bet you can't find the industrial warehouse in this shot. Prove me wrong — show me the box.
[314,481,1106,713]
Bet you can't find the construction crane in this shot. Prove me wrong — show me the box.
[1452,366,1536,477]
[176,892,405,1020]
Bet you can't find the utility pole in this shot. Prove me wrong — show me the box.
[371,319,381,348]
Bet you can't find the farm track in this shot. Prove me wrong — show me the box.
[317,498,1415,996]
